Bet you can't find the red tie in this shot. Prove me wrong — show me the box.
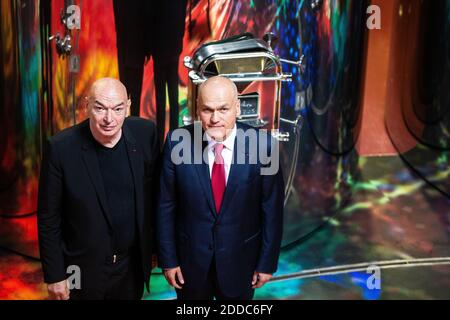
[211,143,226,213]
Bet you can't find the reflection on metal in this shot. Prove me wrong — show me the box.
[181,115,193,127]
[48,33,72,56]
[408,0,449,151]
[280,116,304,204]
[272,130,289,142]
[280,54,306,74]
[310,0,322,11]
[299,0,367,155]
[0,0,42,257]
[187,49,292,84]
[386,0,450,196]
[276,0,367,245]
[270,257,450,283]
[184,33,298,140]
[262,32,277,49]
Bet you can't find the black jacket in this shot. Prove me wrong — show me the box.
[37,117,159,296]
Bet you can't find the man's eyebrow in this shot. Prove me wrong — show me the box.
[94,100,124,108]
[94,100,106,107]
[201,104,229,109]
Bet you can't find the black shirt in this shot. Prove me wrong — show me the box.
[94,134,137,253]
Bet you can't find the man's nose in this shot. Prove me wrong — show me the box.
[103,109,113,123]
[210,110,220,123]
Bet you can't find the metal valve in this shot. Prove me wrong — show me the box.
[311,0,322,10]
[49,33,72,57]
[263,32,278,51]
[279,54,306,74]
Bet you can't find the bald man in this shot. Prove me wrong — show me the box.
[157,76,284,300]
[37,78,159,300]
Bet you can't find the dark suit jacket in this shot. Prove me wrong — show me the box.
[157,122,284,297]
[37,117,159,296]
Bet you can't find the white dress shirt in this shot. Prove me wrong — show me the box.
[205,125,237,184]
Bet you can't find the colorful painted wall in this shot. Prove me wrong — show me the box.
[0,0,449,299]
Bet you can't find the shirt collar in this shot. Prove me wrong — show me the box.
[205,124,237,151]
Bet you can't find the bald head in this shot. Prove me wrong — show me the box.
[198,76,238,104]
[88,77,128,102]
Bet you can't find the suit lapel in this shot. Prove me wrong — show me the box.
[122,122,145,230]
[193,124,251,219]
[193,132,218,218]
[81,123,113,229]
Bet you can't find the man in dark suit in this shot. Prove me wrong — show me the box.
[157,76,284,300]
[113,0,187,141]
[153,0,187,142]
[37,78,159,300]
[113,0,154,117]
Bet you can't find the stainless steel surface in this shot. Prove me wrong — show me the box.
[49,33,72,56]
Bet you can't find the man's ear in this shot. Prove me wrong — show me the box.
[236,99,241,117]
